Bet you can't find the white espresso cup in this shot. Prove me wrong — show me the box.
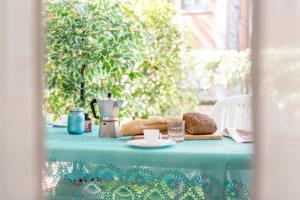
[143,129,162,144]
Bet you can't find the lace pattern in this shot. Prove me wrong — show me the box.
[43,161,250,200]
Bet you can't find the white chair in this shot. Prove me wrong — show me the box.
[211,95,252,133]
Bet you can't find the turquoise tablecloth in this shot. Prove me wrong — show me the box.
[44,126,253,200]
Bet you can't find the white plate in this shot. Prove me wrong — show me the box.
[127,139,176,148]
[53,121,67,128]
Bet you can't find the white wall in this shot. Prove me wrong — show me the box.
[253,0,300,199]
[0,0,43,199]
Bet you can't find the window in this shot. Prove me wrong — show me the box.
[181,0,209,11]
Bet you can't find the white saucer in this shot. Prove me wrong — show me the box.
[127,139,176,148]
[53,121,67,128]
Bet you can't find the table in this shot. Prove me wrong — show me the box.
[43,126,253,200]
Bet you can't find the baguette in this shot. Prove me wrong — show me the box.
[120,117,180,136]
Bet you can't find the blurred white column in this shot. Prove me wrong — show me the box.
[215,0,228,49]
[253,0,300,199]
[0,0,43,200]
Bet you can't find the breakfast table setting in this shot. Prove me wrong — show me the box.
[43,94,253,200]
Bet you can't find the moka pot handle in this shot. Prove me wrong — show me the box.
[90,98,99,119]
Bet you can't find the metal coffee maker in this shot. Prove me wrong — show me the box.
[90,93,123,137]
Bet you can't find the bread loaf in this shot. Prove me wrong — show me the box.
[120,118,168,136]
[183,112,217,135]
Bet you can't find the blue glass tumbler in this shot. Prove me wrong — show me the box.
[67,108,85,134]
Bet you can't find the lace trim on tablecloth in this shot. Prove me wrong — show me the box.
[43,161,250,200]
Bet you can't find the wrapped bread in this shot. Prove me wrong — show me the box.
[120,117,180,136]
[183,112,217,135]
